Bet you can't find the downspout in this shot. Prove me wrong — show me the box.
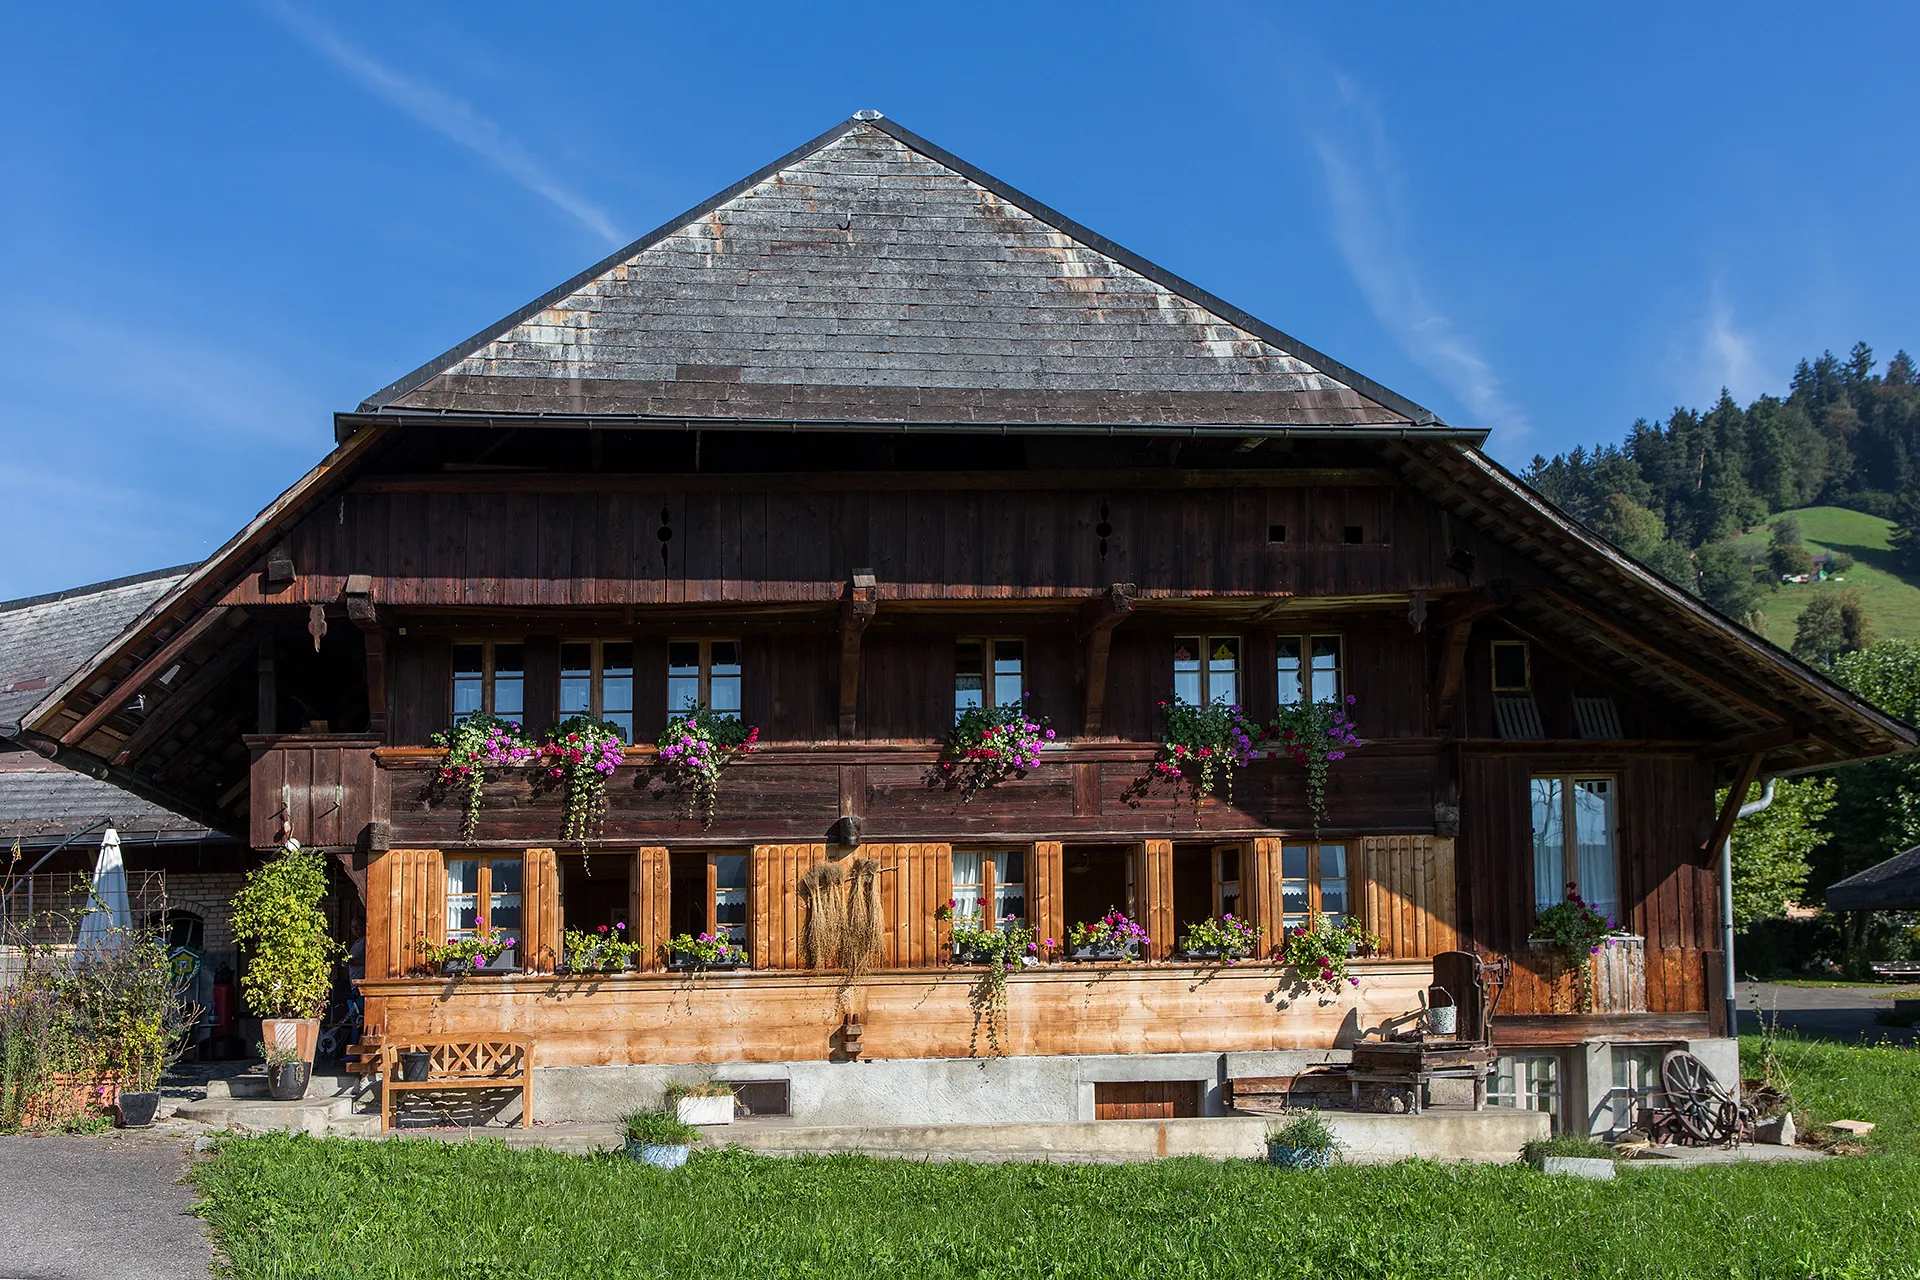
[1723,777,1776,1036]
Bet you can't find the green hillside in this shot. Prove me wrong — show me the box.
[1725,506,1920,647]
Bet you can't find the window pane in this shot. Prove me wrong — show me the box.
[493,644,525,718]
[1573,778,1618,924]
[452,644,484,724]
[486,859,523,935]
[1531,777,1565,912]
[1319,844,1348,925]
[955,641,984,718]
[446,859,479,939]
[1277,637,1303,706]
[1173,637,1202,705]
[1310,636,1342,704]
[1493,642,1530,691]
[560,642,593,717]
[602,642,634,743]
[951,851,983,921]
[1280,843,1310,926]
[1218,846,1241,918]
[668,642,701,717]
[714,854,748,948]
[1208,637,1240,707]
[992,640,1024,709]
[992,850,1025,921]
[710,641,743,718]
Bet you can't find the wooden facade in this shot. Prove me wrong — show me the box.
[19,115,1914,1072]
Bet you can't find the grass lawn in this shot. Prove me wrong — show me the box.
[1725,506,1920,646]
[190,1037,1920,1280]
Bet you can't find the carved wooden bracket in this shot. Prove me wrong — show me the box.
[838,571,878,739]
[1077,582,1137,737]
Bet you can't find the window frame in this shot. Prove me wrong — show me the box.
[1278,840,1352,931]
[559,638,636,741]
[951,848,1027,931]
[450,639,526,724]
[1276,633,1344,706]
[1172,635,1243,707]
[1489,1052,1562,1120]
[954,637,1026,722]
[1530,772,1621,921]
[1491,640,1532,692]
[1212,844,1242,921]
[444,854,524,942]
[667,638,743,720]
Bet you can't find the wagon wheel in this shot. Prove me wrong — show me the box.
[1661,1050,1734,1143]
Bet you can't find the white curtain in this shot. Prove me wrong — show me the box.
[1530,779,1563,912]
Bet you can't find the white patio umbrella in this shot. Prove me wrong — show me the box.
[75,827,131,956]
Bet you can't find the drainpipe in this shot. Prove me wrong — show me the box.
[1723,777,1776,1036]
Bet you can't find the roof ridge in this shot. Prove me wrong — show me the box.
[0,563,201,615]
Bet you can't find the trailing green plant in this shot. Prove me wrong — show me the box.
[937,705,1053,800]
[413,931,517,972]
[230,840,340,1020]
[1178,914,1263,962]
[623,1108,699,1146]
[1265,694,1364,833]
[1149,697,1260,803]
[656,706,759,828]
[949,913,1039,1058]
[1265,1108,1340,1153]
[428,713,534,841]
[1520,1134,1618,1166]
[561,922,634,973]
[1279,912,1379,997]
[667,931,748,968]
[1532,885,1620,1013]
[540,716,627,843]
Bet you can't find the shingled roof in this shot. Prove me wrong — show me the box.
[0,753,210,842]
[1,566,194,738]
[350,115,1464,439]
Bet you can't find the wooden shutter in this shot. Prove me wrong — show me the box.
[1031,841,1065,954]
[521,848,560,973]
[1361,834,1458,959]
[865,843,952,968]
[1137,840,1175,960]
[366,848,444,978]
[1245,837,1282,956]
[629,846,670,970]
[751,843,828,970]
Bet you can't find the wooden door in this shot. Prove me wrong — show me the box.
[1093,1081,1201,1120]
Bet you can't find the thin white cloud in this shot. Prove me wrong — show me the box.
[257,1,622,245]
[1702,285,1761,402]
[1304,73,1530,445]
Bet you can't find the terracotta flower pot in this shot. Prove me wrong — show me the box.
[260,1017,320,1064]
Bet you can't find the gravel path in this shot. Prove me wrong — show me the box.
[0,1133,211,1280]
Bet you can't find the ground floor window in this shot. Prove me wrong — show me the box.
[1489,1052,1561,1120]
[1060,844,1136,931]
[1608,1044,1668,1134]
[952,850,1025,925]
[445,856,522,941]
[669,851,749,953]
[1280,842,1349,929]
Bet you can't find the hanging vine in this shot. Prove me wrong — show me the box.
[538,715,625,844]
[429,714,534,841]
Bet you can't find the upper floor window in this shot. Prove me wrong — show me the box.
[1492,640,1531,692]
[446,856,522,942]
[952,849,1026,925]
[560,640,635,742]
[1278,635,1342,705]
[451,641,524,724]
[956,639,1023,721]
[1531,775,1618,924]
[668,640,742,719]
[1173,636,1240,706]
[1280,842,1349,930]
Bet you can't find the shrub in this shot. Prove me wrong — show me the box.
[1521,1134,1617,1165]
[230,841,341,1020]
[1266,1109,1340,1153]
[624,1108,698,1146]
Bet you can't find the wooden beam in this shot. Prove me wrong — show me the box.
[837,573,878,740]
[345,582,388,738]
[1433,621,1474,733]
[61,605,233,746]
[1702,751,1766,855]
[1076,583,1137,737]
[1698,725,1806,761]
[1544,590,1785,725]
[257,635,276,735]
[111,640,256,766]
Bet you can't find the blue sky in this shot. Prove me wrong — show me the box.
[4,1,1917,599]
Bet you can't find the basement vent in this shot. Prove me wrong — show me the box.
[1573,696,1623,741]
[1493,695,1545,740]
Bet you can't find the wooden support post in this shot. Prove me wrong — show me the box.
[1702,752,1766,855]
[1076,582,1137,737]
[1434,621,1473,732]
[343,576,388,738]
[838,572,878,739]
[257,635,277,736]
[62,605,233,746]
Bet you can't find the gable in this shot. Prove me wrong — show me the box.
[361,117,1446,433]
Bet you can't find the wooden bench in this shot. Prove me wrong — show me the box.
[380,1036,533,1132]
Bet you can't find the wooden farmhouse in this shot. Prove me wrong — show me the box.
[17,115,1915,1134]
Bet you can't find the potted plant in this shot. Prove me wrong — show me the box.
[667,1079,737,1126]
[667,931,748,971]
[415,930,518,977]
[1265,694,1364,834]
[1530,884,1622,1013]
[229,840,340,1067]
[948,913,1041,1058]
[936,705,1053,801]
[655,706,759,828]
[624,1108,699,1168]
[1266,1109,1341,1169]
[539,715,628,843]
[1178,914,1263,963]
[1148,697,1261,803]
[258,1040,311,1102]
[101,925,199,1128]
[561,922,635,975]
[1066,910,1150,961]
[1279,913,1379,997]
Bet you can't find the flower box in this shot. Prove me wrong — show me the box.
[1067,942,1139,963]
[560,957,632,977]
[1178,945,1254,963]
[442,947,517,976]
[675,1094,735,1126]
[668,957,747,972]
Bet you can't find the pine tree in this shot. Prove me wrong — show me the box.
[1791,590,1872,667]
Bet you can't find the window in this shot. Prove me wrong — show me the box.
[955,639,1024,720]
[1532,775,1619,924]
[952,850,1026,926]
[451,641,524,724]
[445,857,523,942]
[1491,641,1530,691]
[1215,845,1241,919]
[1277,635,1343,705]
[667,640,742,719]
[669,851,750,956]
[1490,1053,1560,1119]
[1608,1045,1667,1134]
[1173,636,1240,706]
[1280,842,1349,929]
[560,641,635,741]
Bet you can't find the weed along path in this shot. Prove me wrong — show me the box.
[0,1133,212,1280]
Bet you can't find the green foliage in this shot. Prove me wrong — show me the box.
[622,1109,698,1145]
[655,706,756,829]
[561,923,634,973]
[1178,914,1263,960]
[542,715,626,842]
[1149,697,1259,804]
[1722,776,1836,927]
[1741,1029,1920,1153]
[663,1079,734,1103]
[1279,913,1378,996]
[193,1125,1920,1278]
[666,931,747,967]
[1792,589,1874,666]
[1823,643,1920,902]
[230,841,340,1020]
[949,913,1037,1057]
[428,713,533,841]
[1520,1135,1617,1165]
[1264,1109,1339,1153]
[1727,506,1920,648]
[1694,542,1763,621]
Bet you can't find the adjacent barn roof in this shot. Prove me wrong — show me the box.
[1,565,193,738]
[346,115,1469,441]
[0,753,211,844]
[1827,845,1920,912]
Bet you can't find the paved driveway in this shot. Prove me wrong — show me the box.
[1737,980,1919,1044]
[0,1135,211,1280]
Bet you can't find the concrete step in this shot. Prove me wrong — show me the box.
[172,1087,370,1137]
[200,1073,361,1102]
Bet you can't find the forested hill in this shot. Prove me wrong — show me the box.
[1522,344,1920,654]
